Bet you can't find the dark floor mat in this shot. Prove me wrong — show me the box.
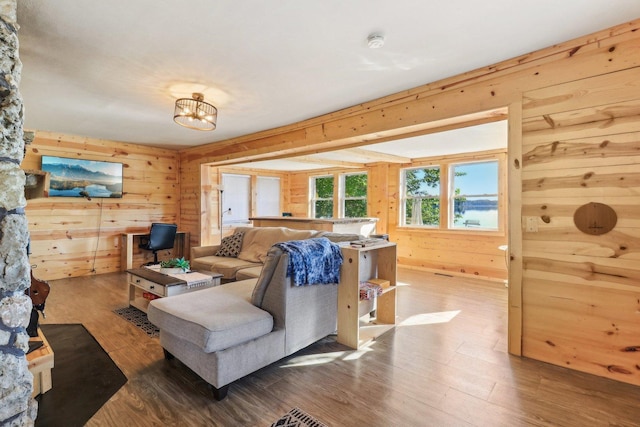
[36,324,127,427]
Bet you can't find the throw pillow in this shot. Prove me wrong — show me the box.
[215,232,244,257]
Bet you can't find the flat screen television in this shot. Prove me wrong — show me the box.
[41,155,123,198]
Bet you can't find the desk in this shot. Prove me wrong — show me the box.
[121,231,190,271]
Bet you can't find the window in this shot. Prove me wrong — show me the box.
[311,175,334,218]
[450,161,498,229]
[311,172,368,218]
[221,174,251,225]
[401,167,441,227]
[256,176,281,216]
[400,159,500,231]
[340,173,367,218]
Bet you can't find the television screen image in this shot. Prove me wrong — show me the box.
[41,156,123,198]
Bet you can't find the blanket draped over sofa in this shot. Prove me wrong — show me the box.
[274,237,343,286]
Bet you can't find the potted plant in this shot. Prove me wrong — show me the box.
[159,257,190,274]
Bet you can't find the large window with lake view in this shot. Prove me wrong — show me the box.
[450,160,498,230]
[400,159,500,231]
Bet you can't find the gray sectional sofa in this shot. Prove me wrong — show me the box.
[147,227,360,399]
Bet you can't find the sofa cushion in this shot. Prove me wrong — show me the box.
[237,227,320,263]
[148,281,272,353]
[215,232,244,257]
[236,266,263,281]
[191,255,261,279]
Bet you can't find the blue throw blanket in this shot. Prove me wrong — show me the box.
[274,237,343,286]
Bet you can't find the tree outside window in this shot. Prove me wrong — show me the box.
[312,175,334,218]
[342,173,367,218]
[403,167,441,226]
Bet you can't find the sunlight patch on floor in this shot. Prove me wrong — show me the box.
[279,346,374,368]
[399,310,461,326]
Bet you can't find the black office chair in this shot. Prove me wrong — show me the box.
[139,223,178,265]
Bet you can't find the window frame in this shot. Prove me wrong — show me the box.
[448,160,499,230]
[310,174,335,218]
[400,166,441,228]
[399,155,503,233]
[339,172,368,218]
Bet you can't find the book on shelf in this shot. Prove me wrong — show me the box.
[367,278,391,289]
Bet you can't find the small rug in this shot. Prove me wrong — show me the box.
[271,407,329,427]
[36,324,128,427]
[113,306,160,338]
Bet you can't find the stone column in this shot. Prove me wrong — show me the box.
[0,0,38,425]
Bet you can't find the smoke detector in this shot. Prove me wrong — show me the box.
[367,34,385,49]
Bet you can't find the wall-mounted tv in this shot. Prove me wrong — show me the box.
[41,155,123,198]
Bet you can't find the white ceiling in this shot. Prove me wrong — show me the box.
[16,1,640,169]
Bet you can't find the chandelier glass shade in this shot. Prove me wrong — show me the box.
[173,92,217,131]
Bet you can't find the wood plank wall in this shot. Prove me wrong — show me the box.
[22,132,180,280]
[520,67,640,385]
[178,19,640,385]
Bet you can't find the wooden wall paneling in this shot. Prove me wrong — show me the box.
[24,134,180,280]
[523,278,640,385]
[396,250,507,279]
[521,66,640,384]
[522,132,640,174]
[522,115,640,152]
[506,101,523,356]
[367,163,390,234]
[522,99,640,133]
[199,164,215,247]
[393,230,508,281]
[522,67,640,119]
[280,173,291,216]
[288,172,311,217]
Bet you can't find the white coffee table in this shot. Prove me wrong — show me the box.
[126,268,222,313]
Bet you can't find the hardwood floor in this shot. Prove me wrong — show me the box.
[39,269,640,427]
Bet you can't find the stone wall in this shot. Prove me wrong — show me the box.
[0,0,37,425]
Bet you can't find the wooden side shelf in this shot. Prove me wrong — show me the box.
[27,328,55,397]
[338,242,397,349]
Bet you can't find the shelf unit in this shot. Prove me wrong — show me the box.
[337,241,397,349]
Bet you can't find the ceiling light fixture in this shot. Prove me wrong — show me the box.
[367,34,385,49]
[173,92,217,131]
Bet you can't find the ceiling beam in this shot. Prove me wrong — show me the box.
[293,156,364,168]
[342,148,410,163]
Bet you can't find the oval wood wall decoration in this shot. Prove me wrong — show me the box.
[573,202,617,235]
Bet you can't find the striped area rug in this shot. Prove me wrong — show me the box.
[113,306,160,338]
[271,407,328,427]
